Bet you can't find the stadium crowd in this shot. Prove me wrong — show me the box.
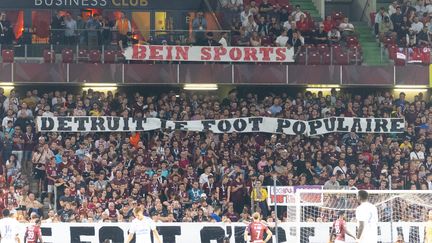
[0,87,430,224]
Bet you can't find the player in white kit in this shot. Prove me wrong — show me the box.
[0,209,21,243]
[355,190,378,243]
[126,207,161,243]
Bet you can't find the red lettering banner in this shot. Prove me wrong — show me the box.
[123,45,295,62]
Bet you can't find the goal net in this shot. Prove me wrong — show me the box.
[293,189,432,243]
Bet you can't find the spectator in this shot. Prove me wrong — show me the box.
[243,15,258,35]
[240,5,252,24]
[375,7,390,37]
[388,0,399,16]
[339,17,356,38]
[192,11,208,45]
[379,16,396,41]
[114,12,131,49]
[410,16,424,34]
[328,27,341,44]
[0,12,14,45]
[86,14,101,47]
[391,6,404,39]
[250,31,261,46]
[323,174,340,189]
[221,0,243,12]
[218,32,228,47]
[257,16,269,37]
[417,25,429,45]
[118,32,138,53]
[291,5,306,22]
[64,12,77,45]
[323,15,335,33]
[313,23,328,45]
[50,11,65,45]
[259,0,273,16]
[275,29,288,47]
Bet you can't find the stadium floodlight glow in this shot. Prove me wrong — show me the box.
[306,85,341,88]
[83,83,117,87]
[305,85,340,92]
[0,82,14,86]
[394,85,428,92]
[184,84,218,90]
[82,83,118,92]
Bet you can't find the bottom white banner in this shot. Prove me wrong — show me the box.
[14,222,428,243]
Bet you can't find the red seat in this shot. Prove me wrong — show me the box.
[77,49,89,62]
[103,50,116,63]
[331,44,342,55]
[296,52,306,65]
[388,44,397,60]
[308,51,321,65]
[62,49,74,63]
[332,11,344,22]
[317,44,329,54]
[335,52,349,65]
[395,48,406,65]
[303,44,317,54]
[321,51,332,65]
[349,49,362,65]
[261,36,274,46]
[89,50,101,63]
[383,36,396,46]
[2,49,14,63]
[346,36,359,46]
[43,49,55,63]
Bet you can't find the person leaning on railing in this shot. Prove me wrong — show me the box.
[251,180,269,218]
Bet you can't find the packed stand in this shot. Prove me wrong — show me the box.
[377,0,432,64]
[0,87,430,223]
[218,0,363,64]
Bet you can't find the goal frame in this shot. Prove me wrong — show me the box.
[294,189,432,243]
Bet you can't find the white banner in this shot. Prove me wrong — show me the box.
[267,186,323,206]
[14,222,428,243]
[36,116,405,136]
[123,45,295,62]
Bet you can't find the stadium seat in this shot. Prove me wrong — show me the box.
[103,50,116,63]
[321,51,332,65]
[331,44,342,55]
[346,36,359,47]
[43,49,55,63]
[296,52,306,65]
[382,36,396,47]
[332,11,344,22]
[77,49,89,62]
[61,49,74,63]
[89,50,101,63]
[388,44,397,60]
[2,49,14,63]
[348,49,362,65]
[335,52,349,65]
[317,44,329,54]
[303,44,317,53]
[308,51,321,65]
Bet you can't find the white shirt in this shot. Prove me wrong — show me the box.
[292,11,306,22]
[283,21,292,30]
[410,150,425,161]
[0,217,20,243]
[240,10,251,23]
[411,21,424,33]
[199,173,210,185]
[129,216,156,243]
[275,35,288,47]
[356,202,378,243]
[219,37,228,47]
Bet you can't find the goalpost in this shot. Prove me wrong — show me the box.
[293,189,432,243]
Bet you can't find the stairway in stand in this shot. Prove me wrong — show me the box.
[354,21,391,66]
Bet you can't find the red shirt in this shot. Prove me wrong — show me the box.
[25,225,42,243]
[247,221,268,242]
[333,219,346,241]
